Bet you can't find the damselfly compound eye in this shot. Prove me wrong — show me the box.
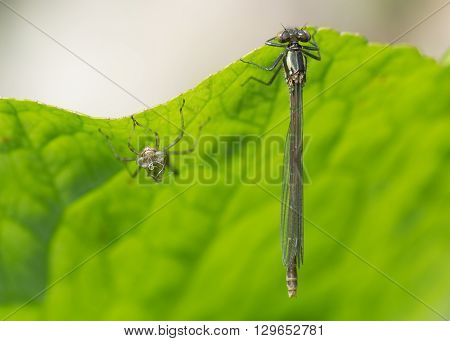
[278,30,290,43]
[297,29,311,42]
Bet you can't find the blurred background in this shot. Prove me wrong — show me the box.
[0,0,449,117]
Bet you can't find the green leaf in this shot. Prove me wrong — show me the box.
[1,28,449,320]
[441,47,450,66]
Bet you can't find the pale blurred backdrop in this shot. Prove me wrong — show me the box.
[0,0,449,117]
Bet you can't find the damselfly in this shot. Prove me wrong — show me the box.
[99,99,209,182]
[241,27,320,297]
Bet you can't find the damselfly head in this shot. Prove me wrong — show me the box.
[277,27,311,43]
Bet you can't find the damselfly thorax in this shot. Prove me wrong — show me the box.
[284,47,307,89]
